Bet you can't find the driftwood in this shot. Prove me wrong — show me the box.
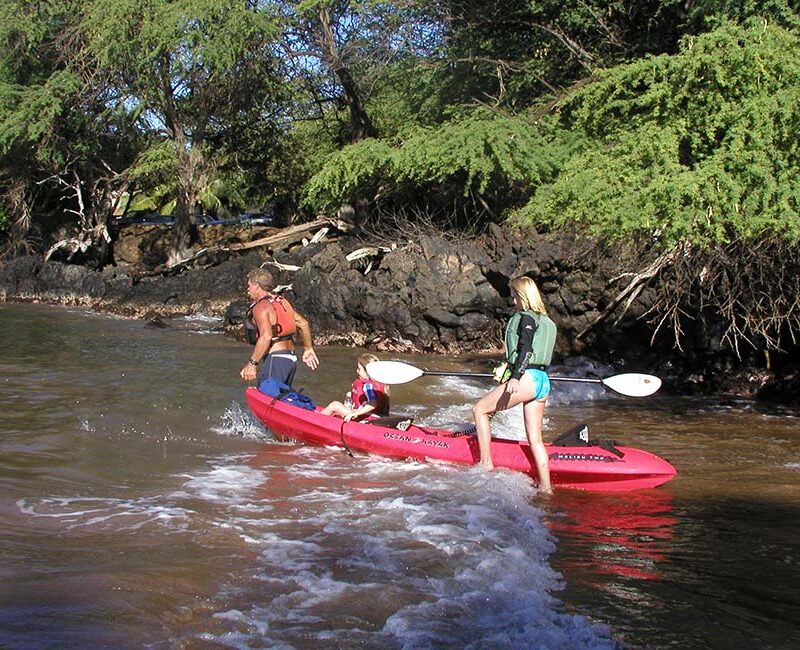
[221,217,335,252]
[131,217,338,281]
[345,245,393,262]
[263,260,301,272]
[40,166,113,263]
[345,245,395,275]
[44,224,111,263]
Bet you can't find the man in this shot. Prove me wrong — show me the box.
[239,268,319,390]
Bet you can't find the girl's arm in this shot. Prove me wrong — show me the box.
[508,313,536,380]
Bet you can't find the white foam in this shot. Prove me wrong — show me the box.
[192,459,617,648]
[181,313,222,323]
[19,396,619,648]
[178,459,266,504]
[17,442,620,648]
[212,402,275,440]
[17,496,193,532]
[17,454,270,538]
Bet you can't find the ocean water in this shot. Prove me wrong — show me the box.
[2,302,799,648]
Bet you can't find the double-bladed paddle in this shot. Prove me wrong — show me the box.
[366,360,661,397]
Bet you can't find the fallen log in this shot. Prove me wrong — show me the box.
[222,217,335,252]
[130,217,339,281]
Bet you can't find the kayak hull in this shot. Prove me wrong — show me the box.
[245,388,676,492]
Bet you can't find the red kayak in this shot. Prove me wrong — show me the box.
[245,388,677,492]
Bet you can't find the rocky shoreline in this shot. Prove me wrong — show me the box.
[1,222,798,405]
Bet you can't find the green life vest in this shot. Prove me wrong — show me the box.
[504,311,557,368]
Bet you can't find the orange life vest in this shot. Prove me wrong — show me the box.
[245,294,296,345]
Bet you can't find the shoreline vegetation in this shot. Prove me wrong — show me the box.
[2,3,799,405]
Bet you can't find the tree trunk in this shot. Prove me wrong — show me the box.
[317,7,376,143]
[335,64,376,142]
[169,199,196,267]
[169,145,207,266]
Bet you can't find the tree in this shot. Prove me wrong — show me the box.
[302,108,574,228]
[514,18,800,353]
[276,0,442,145]
[82,0,284,264]
[0,0,140,263]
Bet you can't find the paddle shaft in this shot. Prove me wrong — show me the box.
[420,370,604,385]
[365,360,661,396]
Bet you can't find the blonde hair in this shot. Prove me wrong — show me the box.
[358,353,388,393]
[510,276,548,315]
[247,268,274,291]
[357,353,379,368]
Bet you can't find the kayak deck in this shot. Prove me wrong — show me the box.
[245,388,676,492]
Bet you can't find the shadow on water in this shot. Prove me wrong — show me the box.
[550,491,800,649]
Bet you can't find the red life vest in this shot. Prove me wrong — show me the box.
[245,294,296,345]
[350,377,390,415]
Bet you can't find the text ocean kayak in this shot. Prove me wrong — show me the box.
[245,388,677,492]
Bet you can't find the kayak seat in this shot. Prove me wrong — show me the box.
[445,422,477,437]
[552,423,590,446]
[552,423,624,458]
[367,415,414,431]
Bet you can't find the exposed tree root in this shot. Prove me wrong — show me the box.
[579,236,800,357]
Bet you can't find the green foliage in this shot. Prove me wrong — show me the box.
[127,194,158,212]
[125,141,179,183]
[123,140,180,213]
[429,0,704,111]
[84,0,279,84]
[367,60,451,135]
[514,19,800,246]
[0,1,82,82]
[1,0,798,258]
[392,111,565,192]
[80,0,285,253]
[687,0,800,30]
[197,174,250,216]
[0,0,143,256]
[0,70,82,164]
[0,1,85,164]
[302,109,575,222]
[302,138,397,211]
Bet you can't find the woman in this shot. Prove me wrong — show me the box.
[472,276,557,493]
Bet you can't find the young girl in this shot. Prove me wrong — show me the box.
[322,353,390,421]
[471,276,557,494]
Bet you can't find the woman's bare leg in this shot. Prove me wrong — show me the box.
[523,398,552,493]
[472,380,531,470]
[472,390,498,470]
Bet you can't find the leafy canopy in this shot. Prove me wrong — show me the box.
[302,108,573,219]
[514,19,800,246]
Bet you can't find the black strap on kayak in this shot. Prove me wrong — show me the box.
[338,419,354,457]
[366,415,414,429]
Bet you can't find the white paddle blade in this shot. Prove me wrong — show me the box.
[366,360,425,385]
[603,373,662,397]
